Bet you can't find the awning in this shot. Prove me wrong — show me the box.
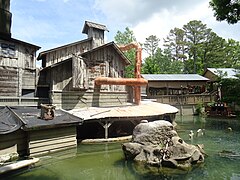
[68,101,179,120]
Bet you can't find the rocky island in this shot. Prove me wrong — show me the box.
[122,120,205,173]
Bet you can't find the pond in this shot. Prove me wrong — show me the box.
[4,116,240,180]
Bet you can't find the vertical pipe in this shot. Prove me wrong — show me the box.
[134,46,142,105]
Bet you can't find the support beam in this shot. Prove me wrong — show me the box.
[98,121,113,139]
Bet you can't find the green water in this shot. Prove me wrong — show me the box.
[5,116,240,180]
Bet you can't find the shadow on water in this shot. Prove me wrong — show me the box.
[3,115,240,180]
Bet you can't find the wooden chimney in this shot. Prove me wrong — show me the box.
[82,21,109,49]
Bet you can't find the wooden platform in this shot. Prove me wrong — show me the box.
[0,158,39,175]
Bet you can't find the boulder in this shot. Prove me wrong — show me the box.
[122,120,205,173]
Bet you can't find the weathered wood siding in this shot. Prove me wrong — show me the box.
[28,126,77,156]
[0,67,37,96]
[45,40,91,68]
[203,70,217,82]
[0,97,49,106]
[47,46,127,93]
[50,91,128,109]
[80,46,126,91]
[0,66,18,96]
[72,56,88,89]
[0,39,38,97]
[46,60,73,91]
[22,69,36,89]
[89,28,105,48]
[0,130,28,157]
[0,39,36,69]
[152,94,214,106]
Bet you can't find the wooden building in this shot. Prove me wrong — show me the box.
[0,0,46,107]
[0,38,40,97]
[141,74,213,115]
[37,21,131,109]
[142,74,209,97]
[0,106,83,157]
[203,68,239,82]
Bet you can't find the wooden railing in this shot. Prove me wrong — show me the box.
[148,93,215,105]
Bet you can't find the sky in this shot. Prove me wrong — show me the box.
[10,0,240,54]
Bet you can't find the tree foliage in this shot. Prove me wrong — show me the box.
[163,20,240,74]
[114,20,240,79]
[114,27,137,78]
[164,28,187,62]
[143,35,160,58]
[210,0,240,24]
[142,48,183,74]
[183,20,212,74]
[221,78,240,105]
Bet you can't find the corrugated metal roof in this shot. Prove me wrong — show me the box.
[82,21,109,34]
[206,68,239,79]
[68,101,178,120]
[141,74,209,81]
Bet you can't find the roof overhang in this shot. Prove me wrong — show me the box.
[37,38,93,60]
[80,41,131,65]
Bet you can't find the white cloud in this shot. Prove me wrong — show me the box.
[94,0,240,45]
[10,0,240,55]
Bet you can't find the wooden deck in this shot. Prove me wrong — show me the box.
[0,102,178,157]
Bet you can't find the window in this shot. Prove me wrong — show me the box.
[0,43,16,58]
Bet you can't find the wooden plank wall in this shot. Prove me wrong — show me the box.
[0,39,38,97]
[0,66,18,96]
[0,130,28,157]
[50,60,73,91]
[50,91,128,110]
[22,69,36,89]
[28,126,77,156]
[82,46,126,91]
[0,39,36,69]
[0,97,49,106]
[45,41,91,67]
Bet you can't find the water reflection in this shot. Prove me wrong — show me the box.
[4,116,240,180]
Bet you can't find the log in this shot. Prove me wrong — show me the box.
[0,158,39,174]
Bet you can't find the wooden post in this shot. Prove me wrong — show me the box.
[98,121,113,139]
[180,105,183,116]
[104,121,113,139]
[18,68,23,104]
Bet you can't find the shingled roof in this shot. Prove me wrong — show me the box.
[82,21,109,34]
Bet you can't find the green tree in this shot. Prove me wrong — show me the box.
[142,35,161,74]
[221,78,240,105]
[142,48,183,74]
[199,32,226,72]
[143,35,160,58]
[114,27,137,78]
[183,20,212,74]
[210,0,240,24]
[164,28,187,62]
[224,39,240,68]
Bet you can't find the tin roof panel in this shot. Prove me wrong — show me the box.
[141,74,209,81]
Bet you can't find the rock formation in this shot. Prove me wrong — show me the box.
[122,120,205,172]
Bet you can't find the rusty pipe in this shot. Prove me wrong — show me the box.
[95,77,147,86]
[95,43,145,105]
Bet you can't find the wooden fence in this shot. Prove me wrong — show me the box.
[148,94,215,106]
